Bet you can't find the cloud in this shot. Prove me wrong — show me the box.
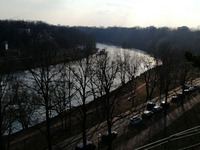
[0,0,200,27]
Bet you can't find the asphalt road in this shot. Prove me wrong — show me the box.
[117,94,200,149]
[52,79,200,150]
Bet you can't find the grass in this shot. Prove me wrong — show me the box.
[142,94,200,149]
[7,67,199,150]
[110,89,200,150]
[6,76,149,150]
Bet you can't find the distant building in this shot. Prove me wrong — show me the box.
[4,41,8,50]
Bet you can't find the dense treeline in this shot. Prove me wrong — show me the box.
[0,20,95,53]
[75,26,200,55]
[0,20,96,72]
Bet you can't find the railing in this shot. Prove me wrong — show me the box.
[135,125,200,150]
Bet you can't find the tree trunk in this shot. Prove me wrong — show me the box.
[46,105,52,150]
[82,104,87,150]
[0,135,6,150]
[107,120,112,150]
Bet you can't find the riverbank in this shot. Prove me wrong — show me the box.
[3,43,155,150]
[6,69,148,150]
[0,47,96,74]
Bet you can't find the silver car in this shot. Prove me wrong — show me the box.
[130,115,142,125]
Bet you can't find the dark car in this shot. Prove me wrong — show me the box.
[160,100,170,109]
[189,85,200,93]
[177,92,184,99]
[146,102,155,110]
[183,84,190,90]
[75,141,96,150]
[171,95,179,103]
[129,115,142,125]
[101,131,117,143]
[142,110,153,119]
[184,88,191,94]
[193,85,200,90]
[152,105,163,113]
[184,85,200,94]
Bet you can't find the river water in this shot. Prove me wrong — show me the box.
[96,43,155,74]
[8,43,155,134]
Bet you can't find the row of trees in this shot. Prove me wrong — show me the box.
[0,40,198,150]
[0,41,136,150]
[0,20,96,57]
[76,26,200,54]
[0,40,153,150]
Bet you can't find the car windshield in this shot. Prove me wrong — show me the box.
[134,118,140,121]
[131,117,140,121]
[77,141,92,148]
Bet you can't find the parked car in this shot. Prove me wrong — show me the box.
[189,85,200,93]
[101,131,117,143]
[160,100,170,109]
[177,92,184,99]
[183,85,200,94]
[152,105,163,113]
[129,115,142,125]
[146,102,155,110]
[184,88,191,94]
[171,95,179,103]
[75,141,96,150]
[183,84,190,90]
[142,110,153,119]
[193,85,200,90]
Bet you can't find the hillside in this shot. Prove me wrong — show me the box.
[75,26,200,55]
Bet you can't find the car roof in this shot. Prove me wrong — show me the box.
[154,105,161,108]
[132,115,139,118]
[131,117,141,120]
[102,131,117,136]
[144,110,152,113]
[76,141,92,148]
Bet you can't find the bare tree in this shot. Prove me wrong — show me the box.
[9,78,37,130]
[69,54,96,149]
[141,56,159,102]
[52,62,76,134]
[25,39,61,150]
[94,53,121,150]
[123,52,141,108]
[155,41,174,104]
[0,73,16,150]
[117,52,127,86]
[175,59,192,95]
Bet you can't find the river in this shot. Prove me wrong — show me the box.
[7,43,155,134]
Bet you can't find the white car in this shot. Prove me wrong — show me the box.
[129,115,142,125]
[152,105,163,113]
[142,110,153,119]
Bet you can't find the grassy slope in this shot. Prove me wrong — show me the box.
[144,97,200,149]
[8,67,198,150]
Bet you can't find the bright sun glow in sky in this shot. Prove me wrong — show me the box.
[0,0,200,27]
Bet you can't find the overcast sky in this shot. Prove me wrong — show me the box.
[0,0,200,27]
